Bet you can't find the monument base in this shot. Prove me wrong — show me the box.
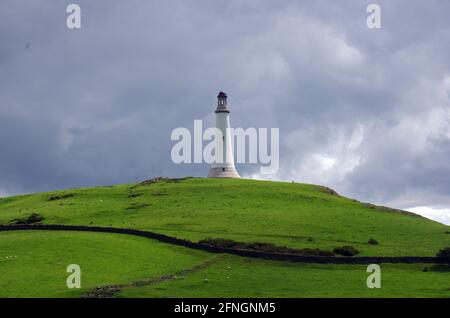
[208,167,241,178]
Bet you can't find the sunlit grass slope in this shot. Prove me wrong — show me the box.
[0,230,209,298]
[1,230,448,298]
[0,178,448,257]
[120,256,450,298]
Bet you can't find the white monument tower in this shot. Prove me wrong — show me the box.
[208,91,240,178]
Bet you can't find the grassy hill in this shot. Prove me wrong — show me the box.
[0,178,448,256]
[0,178,449,297]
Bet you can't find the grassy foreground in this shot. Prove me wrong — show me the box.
[0,231,449,298]
[0,230,209,297]
[120,257,450,298]
[0,178,448,257]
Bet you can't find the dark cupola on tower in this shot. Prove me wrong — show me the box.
[215,91,230,113]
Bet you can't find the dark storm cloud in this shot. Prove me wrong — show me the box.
[1,0,450,224]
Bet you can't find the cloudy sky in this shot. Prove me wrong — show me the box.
[1,0,450,225]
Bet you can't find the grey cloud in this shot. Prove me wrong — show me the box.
[1,0,450,224]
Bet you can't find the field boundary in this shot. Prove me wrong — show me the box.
[0,224,448,265]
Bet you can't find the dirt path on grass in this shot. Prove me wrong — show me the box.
[81,255,223,298]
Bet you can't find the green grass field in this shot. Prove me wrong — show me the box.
[0,231,448,298]
[120,257,450,298]
[0,178,448,297]
[0,230,210,297]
